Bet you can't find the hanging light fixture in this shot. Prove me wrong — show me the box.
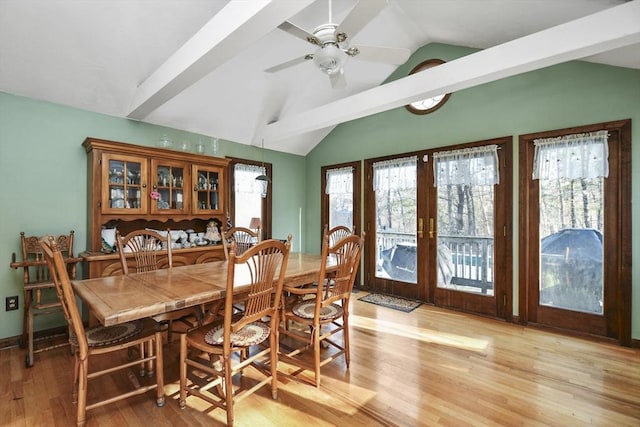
[255,138,271,198]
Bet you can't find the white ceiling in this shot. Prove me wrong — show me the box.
[1,0,639,155]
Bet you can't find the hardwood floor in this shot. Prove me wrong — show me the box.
[2,293,639,426]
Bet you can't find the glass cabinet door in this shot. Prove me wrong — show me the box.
[102,153,147,214]
[192,165,224,215]
[151,159,189,214]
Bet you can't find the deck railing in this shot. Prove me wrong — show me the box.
[376,231,494,293]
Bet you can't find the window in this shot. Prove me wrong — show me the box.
[228,158,272,239]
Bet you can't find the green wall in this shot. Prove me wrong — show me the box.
[305,44,640,339]
[1,42,638,341]
[0,93,305,340]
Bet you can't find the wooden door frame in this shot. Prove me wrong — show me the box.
[320,160,362,247]
[518,119,632,346]
[320,161,362,287]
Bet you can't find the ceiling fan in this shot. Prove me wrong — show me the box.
[264,0,410,88]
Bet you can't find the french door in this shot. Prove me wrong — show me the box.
[429,138,512,318]
[519,120,631,345]
[364,137,512,319]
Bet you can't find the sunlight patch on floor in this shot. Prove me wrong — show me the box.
[350,314,489,353]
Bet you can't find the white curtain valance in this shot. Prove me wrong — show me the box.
[533,130,609,180]
[234,163,266,194]
[373,156,417,192]
[433,145,499,187]
[325,167,353,195]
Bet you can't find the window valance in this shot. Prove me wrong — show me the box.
[433,145,499,186]
[373,156,417,192]
[533,130,609,180]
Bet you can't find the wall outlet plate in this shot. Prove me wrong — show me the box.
[6,296,18,311]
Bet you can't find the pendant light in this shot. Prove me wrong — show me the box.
[255,138,271,198]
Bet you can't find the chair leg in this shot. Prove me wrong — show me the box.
[224,355,234,427]
[313,326,321,388]
[26,305,34,368]
[343,313,350,368]
[178,333,187,409]
[72,354,80,404]
[20,289,33,349]
[146,339,155,378]
[77,358,89,427]
[270,329,279,399]
[154,332,165,407]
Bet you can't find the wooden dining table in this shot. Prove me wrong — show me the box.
[72,253,329,327]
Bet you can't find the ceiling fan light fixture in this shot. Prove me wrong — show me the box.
[313,44,345,75]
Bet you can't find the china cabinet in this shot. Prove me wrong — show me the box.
[82,137,230,278]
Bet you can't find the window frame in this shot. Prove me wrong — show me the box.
[227,157,273,240]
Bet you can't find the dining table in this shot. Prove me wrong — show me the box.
[72,252,330,327]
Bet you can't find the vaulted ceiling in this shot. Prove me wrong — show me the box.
[1,0,638,155]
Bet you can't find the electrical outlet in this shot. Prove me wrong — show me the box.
[6,296,18,311]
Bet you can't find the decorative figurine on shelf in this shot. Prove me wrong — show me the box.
[204,220,221,243]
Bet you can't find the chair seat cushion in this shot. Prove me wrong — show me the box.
[292,301,343,321]
[71,320,144,348]
[204,321,270,347]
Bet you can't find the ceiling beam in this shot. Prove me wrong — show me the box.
[128,0,314,120]
[262,0,640,143]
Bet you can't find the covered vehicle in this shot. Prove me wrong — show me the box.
[380,242,417,283]
[540,228,603,313]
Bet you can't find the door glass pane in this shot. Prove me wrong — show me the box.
[234,165,262,229]
[539,177,604,314]
[156,165,184,210]
[436,184,494,295]
[374,158,417,284]
[329,191,352,229]
[108,159,141,209]
[326,167,353,229]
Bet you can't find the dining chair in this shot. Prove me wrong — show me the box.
[179,236,291,427]
[40,237,165,427]
[11,230,80,368]
[116,229,200,343]
[222,226,260,260]
[279,232,364,387]
[219,226,262,316]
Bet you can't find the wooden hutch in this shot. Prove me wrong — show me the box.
[82,137,230,278]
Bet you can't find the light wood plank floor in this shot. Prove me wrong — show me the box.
[2,292,639,426]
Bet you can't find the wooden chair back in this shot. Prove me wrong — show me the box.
[116,229,172,274]
[223,236,292,337]
[39,237,88,358]
[19,231,75,288]
[222,226,259,260]
[316,232,364,309]
[326,225,354,248]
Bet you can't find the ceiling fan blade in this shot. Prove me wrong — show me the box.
[349,45,411,65]
[277,21,319,45]
[329,70,347,89]
[264,55,312,73]
[336,0,387,42]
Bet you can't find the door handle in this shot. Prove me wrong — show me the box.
[418,218,424,238]
[429,218,434,239]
